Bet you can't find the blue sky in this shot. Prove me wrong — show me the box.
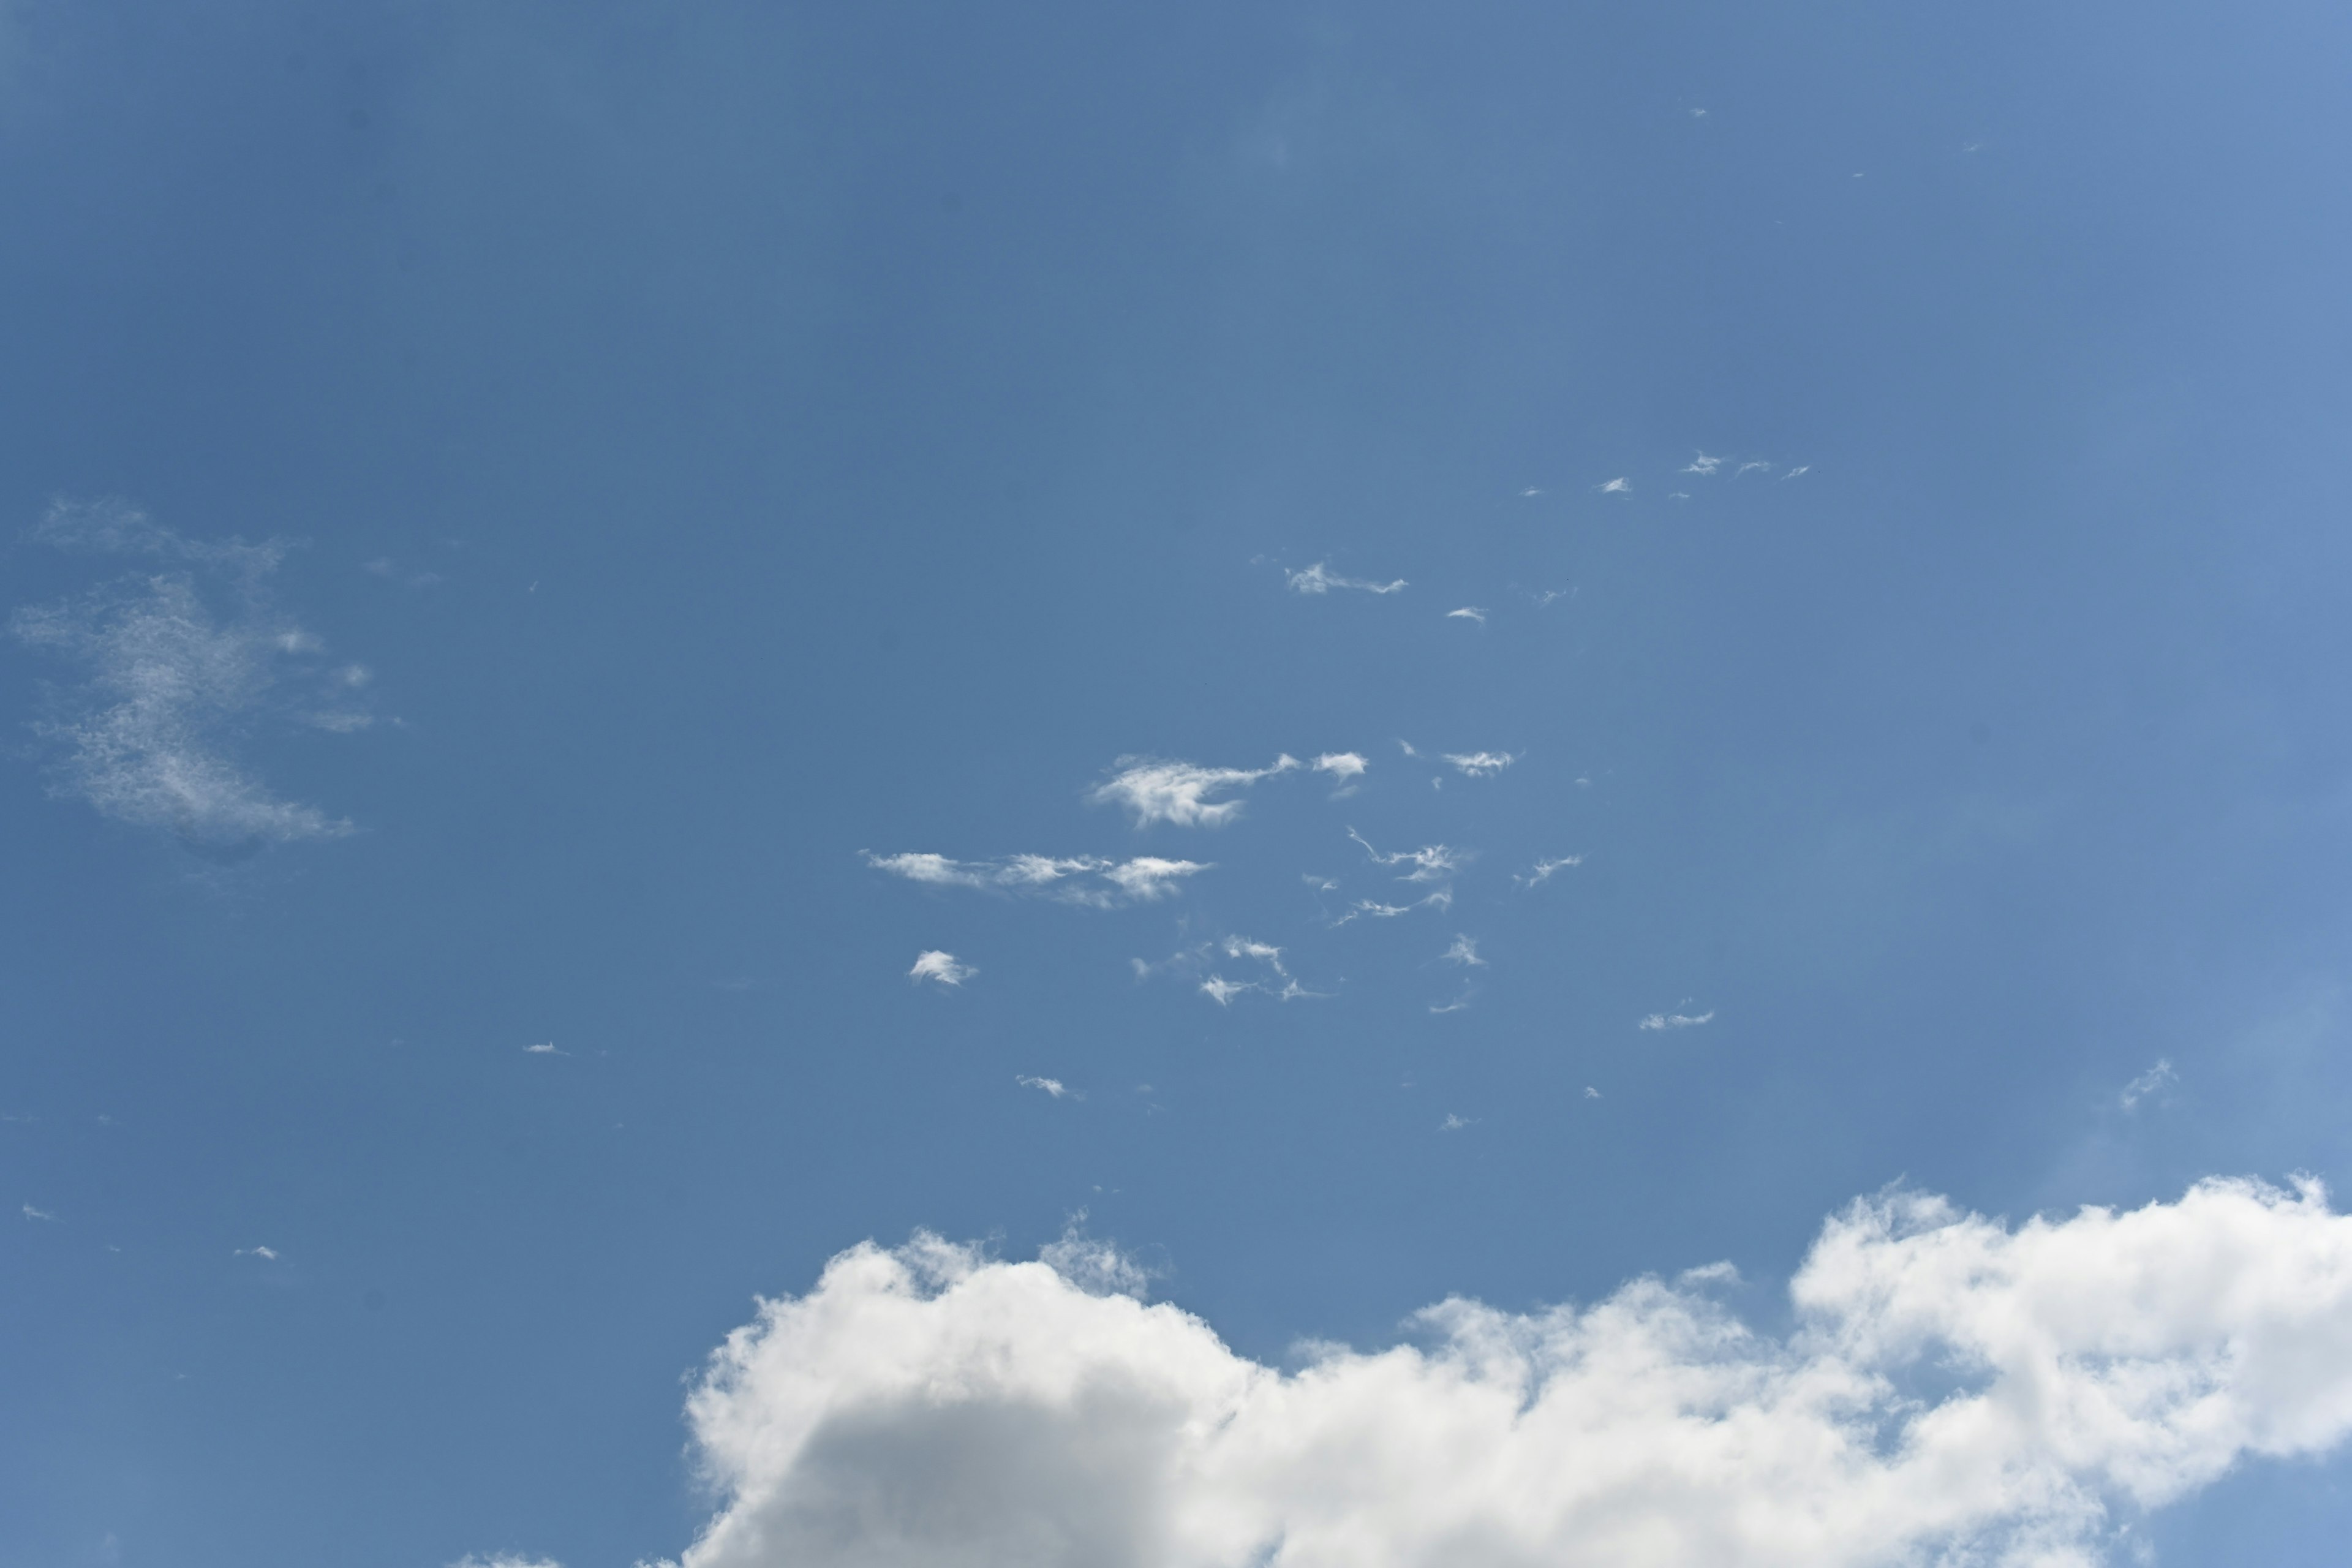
[9,4,2352,1565]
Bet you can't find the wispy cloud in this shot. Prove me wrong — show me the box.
[865,851,1210,907]
[2121,1058,2177,1111]
[21,1203,58,1223]
[1440,934,1487,968]
[1347,828,1468,883]
[1782,465,1811,480]
[12,499,363,850]
[1683,453,1724,475]
[1016,1075,1076,1099]
[1089,755,1300,828]
[235,1245,280,1260]
[523,1041,564,1055]
[909,951,976,988]
[1444,751,1515,778]
[1596,477,1632,495]
[1515,854,1583,887]
[1639,1009,1716,1031]
[1285,562,1406,595]
[1439,1112,1476,1130]
[1311,753,1368,794]
[1446,606,1488,625]
[1734,461,1773,478]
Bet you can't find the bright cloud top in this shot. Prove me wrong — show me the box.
[1089,755,1302,829]
[10,499,362,848]
[1311,752,1367,780]
[658,1178,2352,1568]
[1284,562,1406,595]
[908,951,976,987]
[865,852,1209,907]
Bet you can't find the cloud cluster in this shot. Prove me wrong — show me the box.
[909,951,976,988]
[865,852,1209,908]
[658,1178,2352,1568]
[1443,751,1515,778]
[11,502,363,849]
[1285,562,1406,595]
[1088,756,1309,829]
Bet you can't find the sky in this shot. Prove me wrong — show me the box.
[7,2,2352,1565]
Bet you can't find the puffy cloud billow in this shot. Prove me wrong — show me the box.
[656,1178,2352,1568]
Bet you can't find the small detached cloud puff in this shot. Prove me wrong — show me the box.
[908,951,976,988]
[1089,755,1302,829]
[1284,562,1406,595]
[1639,1008,1715,1031]
[1444,751,1515,778]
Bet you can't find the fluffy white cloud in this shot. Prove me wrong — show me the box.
[12,502,362,849]
[865,853,1210,907]
[1088,756,1302,829]
[1285,562,1406,595]
[909,951,976,987]
[655,1178,2352,1568]
[1311,752,1367,780]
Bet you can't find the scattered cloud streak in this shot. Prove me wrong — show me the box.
[1515,854,1583,887]
[2122,1058,2177,1111]
[1640,1009,1716,1031]
[1285,562,1406,595]
[1444,750,1515,778]
[1446,606,1487,625]
[865,852,1210,907]
[909,951,977,988]
[1016,1076,1075,1099]
[1089,755,1300,829]
[1348,828,1468,883]
[662,1179,2352,1568]
[1439,934,1486,968]
[10,499,364,850]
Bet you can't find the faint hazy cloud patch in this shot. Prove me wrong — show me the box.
[10,500,368,851]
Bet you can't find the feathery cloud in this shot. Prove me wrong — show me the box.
[1446,606,1487,625]
[1348,828,1468,883]
[1596,477,1632,495]
[1735,460,1773,478]
[1285,562,1406,595]
[1439,934,1486,968]
[909,951,976,988]
[235,1245,280,1260]
[1515,854,1583,887]
[1016,1076,1074,1099]
[523,1042,564,1055]
[865,852,1209,907]
[658,1178,2352,1568]
[12,499,362,849]
[1683,453,1724,475]
[1443,750,1515,778]
[22,1203,58,1222]
[1089,755,1300,829]
[1640,1009,1716,1031]
[1783,465,1811,480]
[2122,1058,2177,1111]
[1438,1112,1475,1131]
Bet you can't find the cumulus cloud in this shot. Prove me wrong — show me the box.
[1311,752,1367,780]
[865,852,1210,908]
[1285,562,1406,595]
[11,500,363,849]
[1640,1009,1716,1031]
[1444,751,1515,778]
[1347,829,1468,883]
[1446,606,1487,625]
[1089,756,1301,829]
[659,1178,2352,1568]
[909,951,976,988]
[1515,855,1582,887]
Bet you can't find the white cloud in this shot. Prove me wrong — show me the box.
[1783,465,1811,480]
[1016,1076,1074,1099]
[235,1245,280,1260]
[909,951,976,988]
[1640,1009,1716,1031]
[1443,751,1515,778]
[1439,934,1486,968]
[1583,1086,1601,1099]
[1438,1112,1475,1131]
[12,507,363,848]
[1089,755,1301,829]
[1347,829,1468,883]
[1446,606,1487,625]
[1596,477,1632,494]
[2121,1059,2178,1111]
[22,1203,57,1223]
[661,1178,2352,1568]
[1515,855,1583,887]
[1285,562,1406,595]
[865,852,1210,907]
[1683,453,1724,475]
[524,1042,564,1055]
[1735,460,1774,478]
[1311,752,1368,780]
[1200,975,1253,1006]
[1395,739,1420,757]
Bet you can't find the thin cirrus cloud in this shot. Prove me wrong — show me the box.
[1014,1075,1075,1099]
[1284,561,1406,595]
[1515,854,1583,887]
[10,499,368,850]
[650,1178,2352,1568]
[1444,750,1515,778]
[1682,453,1724,475]
[2121,1058,2178,1111]
[1347,828,1467,883]
[1088,755,1306,829]
[1439,934,1486,968]
[1640,1009,1716,1031]
[864,852,1209,908]
[1445,606,1488,625]
[1596,477,1632,494]
[908,951,976,988]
